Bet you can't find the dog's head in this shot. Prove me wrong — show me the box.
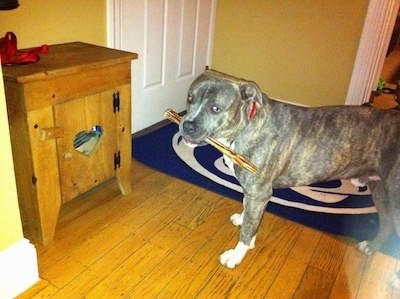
[180,69,264,147]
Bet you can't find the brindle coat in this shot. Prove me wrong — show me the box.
[179,69,400,287]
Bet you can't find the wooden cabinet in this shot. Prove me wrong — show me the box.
[2,42,138,245]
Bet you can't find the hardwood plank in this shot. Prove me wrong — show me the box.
[33,162,155,262]
[357,252,397,299]
[131,159,154,181]
[328,242,367,298]
[293,265,336,299]
[166,196,240,262]
[15,279,58,299]
[146,200,240,298]
[52,208,187,297]
[309,233,347,275]
[40,190,183,288]
[86,242,166,298]
[51,236,141,298]
[93,197,238,298]
[224,215,303,298]
[264,226,322,299]
[40,175,204,296]
[17,155,399,298]
[36,187,149,272]
[125,248,190,298]
[110,221,193,297]
[172,188,227,230]
[290,233,348,298]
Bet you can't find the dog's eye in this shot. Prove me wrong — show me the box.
[187,95,193,103]
[211,106,221,113]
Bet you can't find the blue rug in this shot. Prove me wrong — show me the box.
[132,123,399,259]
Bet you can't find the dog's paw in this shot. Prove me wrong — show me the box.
[357,240,373,255]
[230,213,243,226]
[350,178,365,187]
[219,240,254,268]
[219,249,241,268]
[389,272,400,289]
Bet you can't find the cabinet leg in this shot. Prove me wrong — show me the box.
[116,84,132,196]
[28,107,63,245]
[36,200,61,245]
[116,159,132,195]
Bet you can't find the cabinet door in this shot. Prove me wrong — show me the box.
[55,89,122,203]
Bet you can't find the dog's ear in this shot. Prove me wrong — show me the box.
[240,82,263,104]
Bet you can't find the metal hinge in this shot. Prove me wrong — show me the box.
[113,92,120,113]
[114,151,121,170]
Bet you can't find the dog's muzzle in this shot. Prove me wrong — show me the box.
[182,121,197,135]
[181,120,207,148]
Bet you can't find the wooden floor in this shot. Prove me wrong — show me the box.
[19,96,400,299]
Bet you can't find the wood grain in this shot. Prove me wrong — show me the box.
[3,42,136,245]
[17,98,400,298]
[17,159,400,299]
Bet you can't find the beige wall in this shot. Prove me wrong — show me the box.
[0,0,106,250]
[211,1,370,106]
[0,1,370,107]
[0,66,23,251]
[0,0,107,48]
[0,1,370,250]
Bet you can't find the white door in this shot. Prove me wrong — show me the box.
[108,0,216,133]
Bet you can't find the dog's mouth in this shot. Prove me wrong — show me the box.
[181,135,208,148]
[179,119,209,148]
[182,136,198,148]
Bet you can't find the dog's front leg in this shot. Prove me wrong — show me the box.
[230,196,246,226]
[219,236,256,269]
[219,196,268,268]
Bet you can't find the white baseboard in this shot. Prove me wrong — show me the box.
[0,238,39,299]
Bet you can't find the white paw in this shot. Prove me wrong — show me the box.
[389,272,400,289]
[219,249,242,268]
[357,240,373,255]
[219,240,255,268]
[230,213,243,226]
[248,235,256,249]
[351,178,365,187]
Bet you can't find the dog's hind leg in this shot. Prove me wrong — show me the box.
[350,175,380,187]
[358,182,394,255]
[389,211,400,289]
[389,193,400,289]
[389,273,400,289]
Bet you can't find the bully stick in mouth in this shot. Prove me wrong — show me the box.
[164,109,258,174]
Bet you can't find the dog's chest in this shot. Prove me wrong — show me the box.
[223,154,235,176]
[217,138,236,176]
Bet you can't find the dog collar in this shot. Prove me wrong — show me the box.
[249,101,257,120]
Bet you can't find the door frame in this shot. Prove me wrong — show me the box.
[106,0,125,50]
[345,0,400,105]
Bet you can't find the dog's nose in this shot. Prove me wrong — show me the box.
[183,121,196,134]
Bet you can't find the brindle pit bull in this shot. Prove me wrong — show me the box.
[179,69,400,288]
